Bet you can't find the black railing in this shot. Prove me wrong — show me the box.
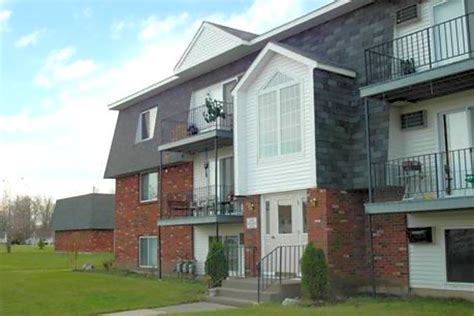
[365,13,473,85]
[163,185,241,218]
[257,244,306,303]
[207,245,258,288]
[371,147,474,202]
[161,101,233,145]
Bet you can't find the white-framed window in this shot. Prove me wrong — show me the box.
[140,171,158,202]
[258,74,302,159]
[139,236,158,268]
[136,107,158,142]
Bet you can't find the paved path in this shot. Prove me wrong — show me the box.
[101,302,236,316]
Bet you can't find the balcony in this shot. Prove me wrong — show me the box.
[367,147,474,214]
[361,13,474,102]
[159,101,233,153]
[158,185,243,226]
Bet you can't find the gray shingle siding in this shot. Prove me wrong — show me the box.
[52,193,115,231]
[280,1,417,189]
[104,53,256,178]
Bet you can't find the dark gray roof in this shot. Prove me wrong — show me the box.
[207,22,258,41]
[52,193,115,231]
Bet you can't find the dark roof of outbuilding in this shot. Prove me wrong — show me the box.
[52,193,115,231]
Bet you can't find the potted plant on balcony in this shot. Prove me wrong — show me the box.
[187,124,198,135]
[203,94,226,123]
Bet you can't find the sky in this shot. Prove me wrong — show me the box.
[0,0,332,200]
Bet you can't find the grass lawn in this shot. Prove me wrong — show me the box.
[178,297,474,316]
[0,245,205,316]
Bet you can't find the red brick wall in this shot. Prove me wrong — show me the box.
[54,229,113,253]
[306,187,409,293]
[114,162,193,271]
[371,213,409,291]
[307,188,368,282]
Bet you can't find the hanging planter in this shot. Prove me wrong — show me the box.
[203,94,226,123]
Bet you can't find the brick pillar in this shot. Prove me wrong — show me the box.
[307,188,369,291]
[242,195,260,275]
[371,213,409,293]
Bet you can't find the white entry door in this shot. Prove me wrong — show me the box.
[261,191,308,272]
[439,108,474,196]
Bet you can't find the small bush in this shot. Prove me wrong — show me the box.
[301,242,328,301]
[204,240,228,287]
[103,259,114,270]
[38,239,45,250]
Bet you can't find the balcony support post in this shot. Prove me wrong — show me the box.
[215,135,219,238]
[365,98,373,203]
[365,97,376,297]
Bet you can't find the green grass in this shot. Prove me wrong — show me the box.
[0,245,205,316]
[175,297,474,316]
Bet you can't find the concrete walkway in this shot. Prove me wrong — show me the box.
[100,302,236,315]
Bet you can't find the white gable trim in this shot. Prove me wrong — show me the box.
[233,42,356,95]
[174,22,251,73]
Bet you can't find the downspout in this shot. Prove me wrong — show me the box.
[365,97,376,297]
[158,149,163,279]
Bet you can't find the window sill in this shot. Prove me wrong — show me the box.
[135,137,154,145]
[139,199,158,205]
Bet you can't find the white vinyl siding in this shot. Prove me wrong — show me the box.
[139,236,158,268]
[193,146,233,190]
[235,53,316,196]
[407,210,474,291]
[193,224,243,275]
[388,90,474,160]
[178,25,242,72]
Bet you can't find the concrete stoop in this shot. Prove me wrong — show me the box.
[205,277,301,307]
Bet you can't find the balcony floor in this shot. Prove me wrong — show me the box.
[158,214,243,226]
[158,129,232,153]
[365,195,474,215]
[361,58,474,103]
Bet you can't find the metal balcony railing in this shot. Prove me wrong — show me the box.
[364,13,473,85]
[161,101,233,145]
[371,147,474,203]
[162,185,241,219]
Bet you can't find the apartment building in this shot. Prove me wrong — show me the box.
[104,0,473,302]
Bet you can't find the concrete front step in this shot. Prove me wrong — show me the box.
[216,286,277,302]
[205,296,257,307]
[208,277,302,305]
[221,278,259,291]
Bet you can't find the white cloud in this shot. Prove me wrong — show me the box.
[0,9,12,32]
[110,19,134,40]
[0,0,330,199]
[138,12,189,42]
[14,29,44,48]
[34,46,98,89]
[74,7,93,19]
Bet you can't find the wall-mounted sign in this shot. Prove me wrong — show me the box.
[246,217,257,229]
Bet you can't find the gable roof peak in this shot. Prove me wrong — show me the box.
[204,21,258,41]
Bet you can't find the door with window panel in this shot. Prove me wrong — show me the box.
[261,192,307,275]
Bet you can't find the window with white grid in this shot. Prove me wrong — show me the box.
[258,91,278,158]
[280,84,301,155]
[258,76,302,159]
